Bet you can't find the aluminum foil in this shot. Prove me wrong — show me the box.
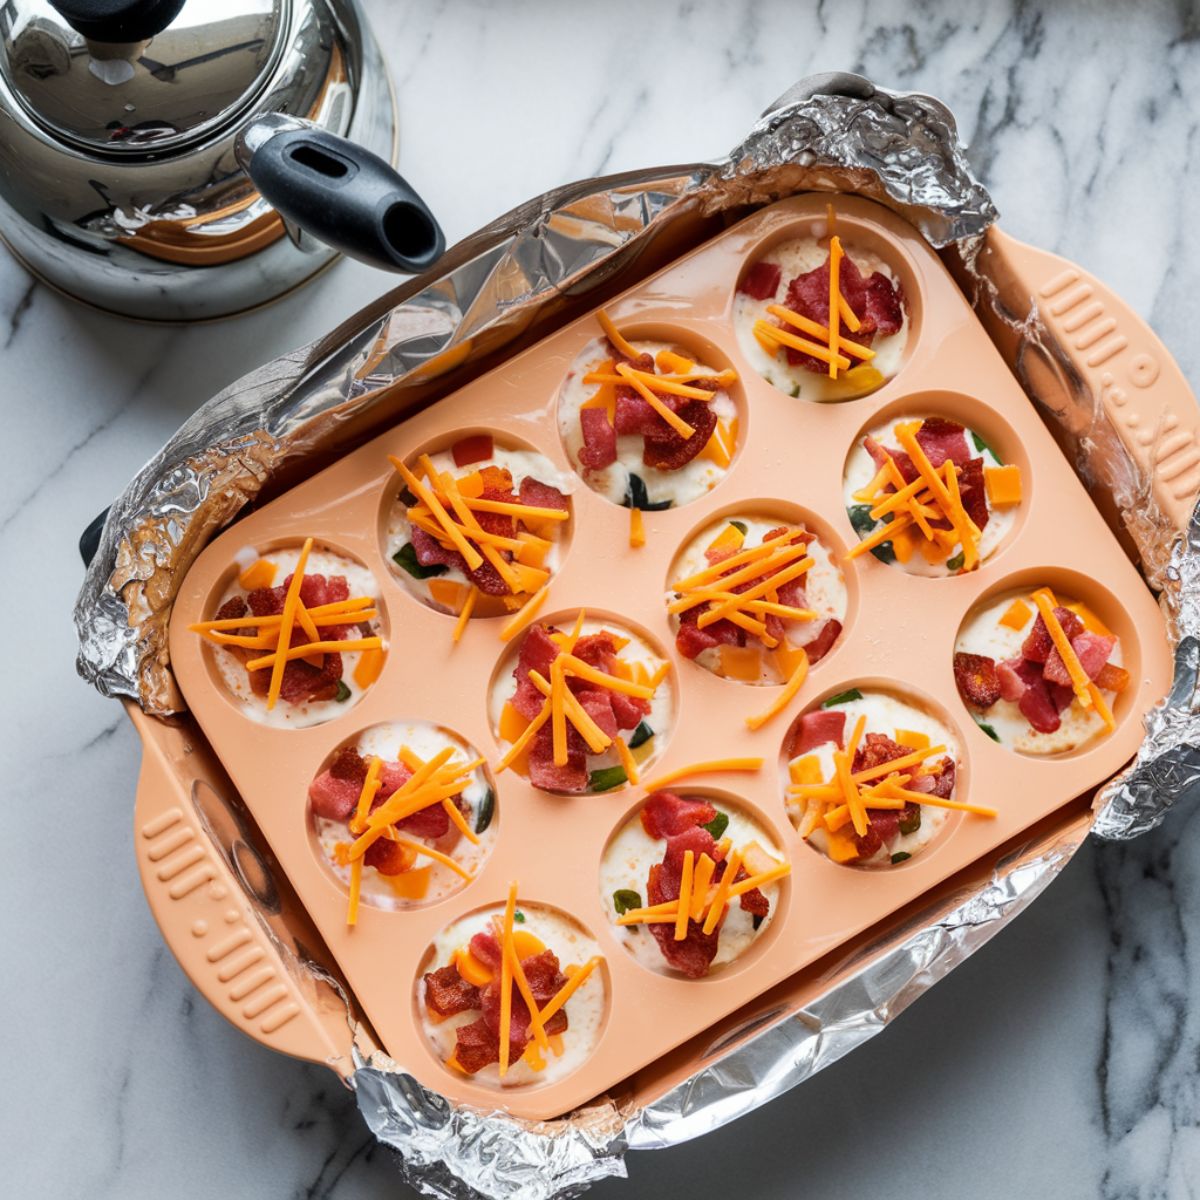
[73,71,1199,1199]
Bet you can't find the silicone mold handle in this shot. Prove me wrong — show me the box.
[965,228,1200,535]
[129,704,351,1070]
[241,121,446,274]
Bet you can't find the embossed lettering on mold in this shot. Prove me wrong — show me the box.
[380,429,575,622]
[556,320,745,510]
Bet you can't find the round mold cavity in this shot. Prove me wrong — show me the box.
[597,787,790,981]
[780,679,969,871]
[840,393,1029,578]
[729,209,923,404]
[486,608,677,796]
[950,567,1139,760]
[413,898,610,1090]
[199,536,388,730]
[306,719,496,910]
[555,321,746,510]
[663,499,857,686]
[379,428,576,621]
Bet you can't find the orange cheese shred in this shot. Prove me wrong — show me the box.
[674,850,695,941]
[498,583,550,642]
[629,507,646,549]
[498,882,517,1077]
[597,309,639,360]
[745,647,809,730]
[266,537,312,710]
[452,586,478,643]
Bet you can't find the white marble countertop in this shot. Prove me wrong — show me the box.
[5,1,1199,1196]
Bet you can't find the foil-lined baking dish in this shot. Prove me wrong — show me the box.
[76,73,1200,1198]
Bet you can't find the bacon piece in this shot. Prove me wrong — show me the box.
[798,617,842,665]
[609,690,648,730]
[852,732,910,774]
[364,838,417,875]
[675,604,745,659]
[641,791,718,839]
[614,392,669,437]
[577,689,619,739]
[915,418,970,468]
[855,810,900,860]
[997,658,1026,703]
[520,950,569,1011]
[453,1016,508,1074]
[780,254,904,370]
[528,721,588,793]
[394,803,451,840]
[215,596,248,623]
[469,931,503,971]
[605,345,655,374]
[424,965,481,1017]
[953,651,1001,709]
[957,456,990,532]
[733,862,771,918]
[511,625,562,719]
[518,476,569,513]
[572,632,619,672]
[909,758,956,799]
[376,761,413,798]
[739,260,782,300]
[646,825,722,978]
[1015,662,1062,734]
[1022,607,1084,663]
[246,585,285,617]
[1044,632,1116,687]
[578,408,618,469]
[410,527,468,573]
[864,435,918,485]
[275,641,344,704]
[789,710,846,756]
[307,768,362,821]
[642,397,719,471]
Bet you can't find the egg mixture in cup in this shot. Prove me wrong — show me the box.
[490,611,674,795]
[601,791,789,979]
[190,537,386,729]
[384,433,573,634]
[418,887,607,1088]
[558,311,741,510]
[666,513,847,685]
[733,204,910,402]
[953,585,1128,755]
[843,413,1023,576]
[784,686,993,868]
[308,720,496,916]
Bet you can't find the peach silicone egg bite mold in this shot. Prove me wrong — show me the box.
[165,193,1173,1121]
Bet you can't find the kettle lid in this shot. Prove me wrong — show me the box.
[1,0,287,154]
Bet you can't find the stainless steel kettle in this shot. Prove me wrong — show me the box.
[0,0,444,321]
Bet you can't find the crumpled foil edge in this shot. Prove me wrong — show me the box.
[73,72,1197,1199]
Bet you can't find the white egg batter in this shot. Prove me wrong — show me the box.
[955,593,1123,755]
[599,799,784,975]
[418,904,607,1089]
[385,443,574,615]
[786,690,959,866]
[313,720,495,909]
[733,230,908,402]
[489,617,674,792]
[842,416,1016,577]
[210,544,383,729]
[667,515,848,684]
[557,335,738,507]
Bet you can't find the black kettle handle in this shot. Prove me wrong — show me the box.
[238,119,445,275]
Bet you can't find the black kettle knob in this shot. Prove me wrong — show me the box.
[49,0,186,42]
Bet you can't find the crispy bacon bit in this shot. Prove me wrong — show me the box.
[864,435,918,484]
[790,710,846,756]
[1022,607,1083,663]
[953,652,1001,709]
[738,260,782,300]
[469,931,503,971]
[528,721,588,793]
[511,625,562,719]
[215,596,247,622]
[1044,632,1116,687]
[424,965,481,1017]
[675,604,746,659]
[646,826,723,978]
[957,456,990,532]
[640,791,718,839]
[364,838,417,875]
[779,254,903,371]
[852,732,910,775]
[642,397,719,471]
[914,418,970,468]
[518,476,569,512]
[578,408,618,469]
[799,617,843,665]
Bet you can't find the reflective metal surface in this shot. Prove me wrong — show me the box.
[0,0,396,319]
[2,0,284,151]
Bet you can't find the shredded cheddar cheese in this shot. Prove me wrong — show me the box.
[498,583,550,642]
[629,507,646,548]
[616,364,696,439]
[745,648,809,730]
[1032,589,1093,710]
[674,850,695,941]
[498,883,517,1077]
[640,758,764,792]
[452,586,478,643]
[597,309,639,360]
[827,234,843,379]
[266,538,312,710]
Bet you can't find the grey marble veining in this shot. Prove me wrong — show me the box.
[4,1,1199,1196]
